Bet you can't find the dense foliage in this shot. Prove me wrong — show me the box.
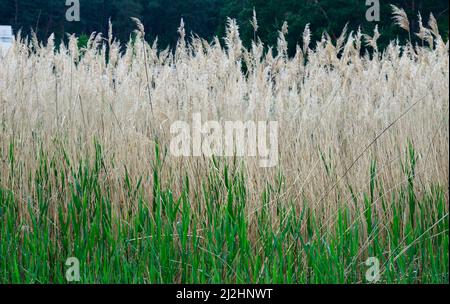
[0,0,448,54]
[0,10,448,282]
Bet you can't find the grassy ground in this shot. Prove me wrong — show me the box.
[0,141,448,284]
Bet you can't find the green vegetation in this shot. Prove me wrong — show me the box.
[0,0,448,54]
[1,5,448,284]
[1,141,448,283]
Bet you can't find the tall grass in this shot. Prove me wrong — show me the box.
[0,143,447,283]
[0,9,448,283]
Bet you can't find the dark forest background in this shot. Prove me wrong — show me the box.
[0,0,448,53]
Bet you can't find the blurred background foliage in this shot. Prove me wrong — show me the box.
[0,0,448,54]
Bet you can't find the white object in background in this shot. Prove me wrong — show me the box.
[0,25,13,56]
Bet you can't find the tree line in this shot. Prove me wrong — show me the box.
[0,0,448,54]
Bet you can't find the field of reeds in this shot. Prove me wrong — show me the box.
[0,7,448,283]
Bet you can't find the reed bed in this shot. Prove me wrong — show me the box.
[0,10,448,283]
